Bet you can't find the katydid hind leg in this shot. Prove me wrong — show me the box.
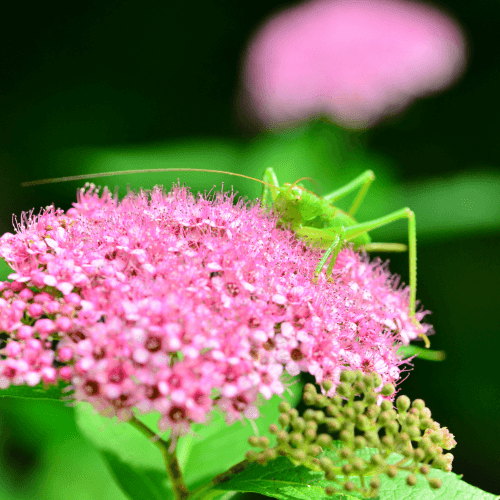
[342,208,429,346]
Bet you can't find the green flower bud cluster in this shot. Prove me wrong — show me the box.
[245,370,456,498]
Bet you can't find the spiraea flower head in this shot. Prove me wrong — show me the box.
[0,184,430,436]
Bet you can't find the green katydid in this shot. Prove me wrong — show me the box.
[22,166,435,352]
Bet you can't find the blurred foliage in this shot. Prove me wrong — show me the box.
[0,0,499,498]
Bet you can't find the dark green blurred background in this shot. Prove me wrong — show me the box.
[0,0,499,498]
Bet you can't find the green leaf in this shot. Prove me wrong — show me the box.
[0,258,12,281]
[378,452,500,500]
[0,380,71,400]
[75,402,173,500]
[214,448,499,500]
[212,456,363,500]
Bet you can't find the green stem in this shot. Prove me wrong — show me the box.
[189,460,250,499]
[127,416,190,500]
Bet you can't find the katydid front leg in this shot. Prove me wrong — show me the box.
[261,168,281,208]
[323,170,375,216]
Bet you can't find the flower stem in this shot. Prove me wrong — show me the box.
[127,416,190,500]
[188,459,250,499]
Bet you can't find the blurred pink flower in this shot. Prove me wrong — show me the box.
[241,0,467,129]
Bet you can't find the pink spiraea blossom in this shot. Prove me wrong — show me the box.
[0,184,430,435]
[240,0,466,129]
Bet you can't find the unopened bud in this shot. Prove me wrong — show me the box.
[290,432,304,447]
[337,382,352,398]
[317,433,333,448]
[429,477,442,489]
[381,435,394,448]
[320,456,334,470]
[430,430,444,444]
[364,393,378,406]
[303,409,316,421]
[314,410,325,423]
[303,392,315,405]
[292,417,305,432]
[326,405,341,417]
[353,401,365,415]
[365,430,380,446]
[381,400,393,412]
[340,429,352,443]
[412,399,425,410]
[420,407,432,419]
[342,463,352,475]
[303,383,316,394]
[420,418,434,430]
[406,473,418,486]
[370,453,385,467]
[340,371,355,383]
[278,401,291,413]
[331,395,343,407]
[396,395,411,412]
[309,444,322,456]
[278,413,290,428]
[344,407,356,420]
[354,381,367,393]
[322,379,333,391]
[258,436,270,448]
[420,464,430,475]
[264,448,277,461]
[354,436,366,449]
[340,447,353,459]
[315,395,328,408]
[245,450,259,461]
[248,436,259,447]
[325,469,337,481]
[355,414,370,431]
[344,481,356,492]
[325,485,338,496]
[372,373,382,387]
[385,421,399,435]
[386,465,398,478]
[304,428,316,441]
[397,432,410,444]
[352,457,364,471]
[381,384,395,397]
[326,418,341,432]
[277,430,289,444]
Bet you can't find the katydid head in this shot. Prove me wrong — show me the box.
[274,180,327,225]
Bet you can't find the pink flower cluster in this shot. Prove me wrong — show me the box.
[0,184,430,435]
[241,0,466,129]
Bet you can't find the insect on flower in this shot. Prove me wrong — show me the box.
[22,167,429,347]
